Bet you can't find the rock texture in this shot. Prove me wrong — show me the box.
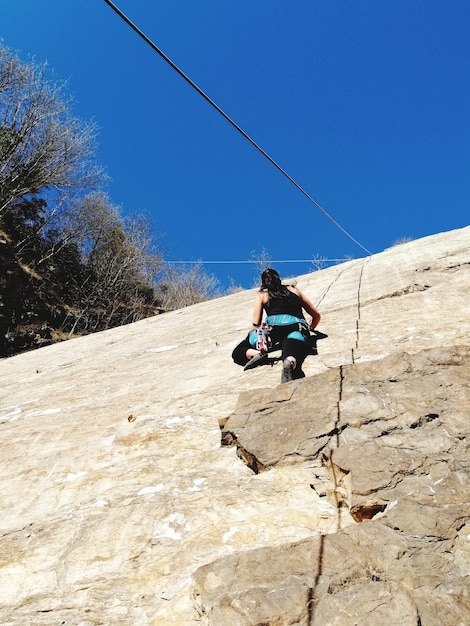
[1,226,469,625]
[194,519,470,626]
[215,346,470,624]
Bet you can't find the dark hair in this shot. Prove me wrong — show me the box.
[260,268,290,298]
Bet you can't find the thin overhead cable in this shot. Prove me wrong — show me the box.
[103,0,373,256]
[169,259,349,265]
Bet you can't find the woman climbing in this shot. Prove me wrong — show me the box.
[232,268,321,383]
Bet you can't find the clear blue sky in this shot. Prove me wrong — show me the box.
[1,1,469,289]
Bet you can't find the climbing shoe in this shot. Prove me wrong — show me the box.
[244,352,268,371]
[281,359,294,383]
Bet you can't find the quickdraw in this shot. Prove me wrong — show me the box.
[255,322,272,354]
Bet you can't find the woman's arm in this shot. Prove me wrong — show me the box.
[251,292,266,326]
[295,288,321,329]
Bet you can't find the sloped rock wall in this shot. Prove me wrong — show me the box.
[206,345,470,624]
[1,226,469,624]
[194,520,470,626]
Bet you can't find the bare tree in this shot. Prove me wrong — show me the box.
[0,42,221,355]
[310,254,328,271]
[0,44,104,217]
[250,247,271,285]
[156,263,220,311]
[59,192,164,333]
[61,191,122,258]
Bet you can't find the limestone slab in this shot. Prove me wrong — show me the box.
[1,226,469,624]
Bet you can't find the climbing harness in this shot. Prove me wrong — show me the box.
[255,323,272,354]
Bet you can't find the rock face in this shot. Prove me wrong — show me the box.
[214,346,470,624]
[194,518,470,626]
[0,226,469,625]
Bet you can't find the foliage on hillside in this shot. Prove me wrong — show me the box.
[0,44,219,357]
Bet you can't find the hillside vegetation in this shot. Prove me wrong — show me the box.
[0,44,218,357]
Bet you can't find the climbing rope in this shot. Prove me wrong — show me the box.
[102,0,373,256]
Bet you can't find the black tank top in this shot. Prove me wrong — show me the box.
[264,290,305,319]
